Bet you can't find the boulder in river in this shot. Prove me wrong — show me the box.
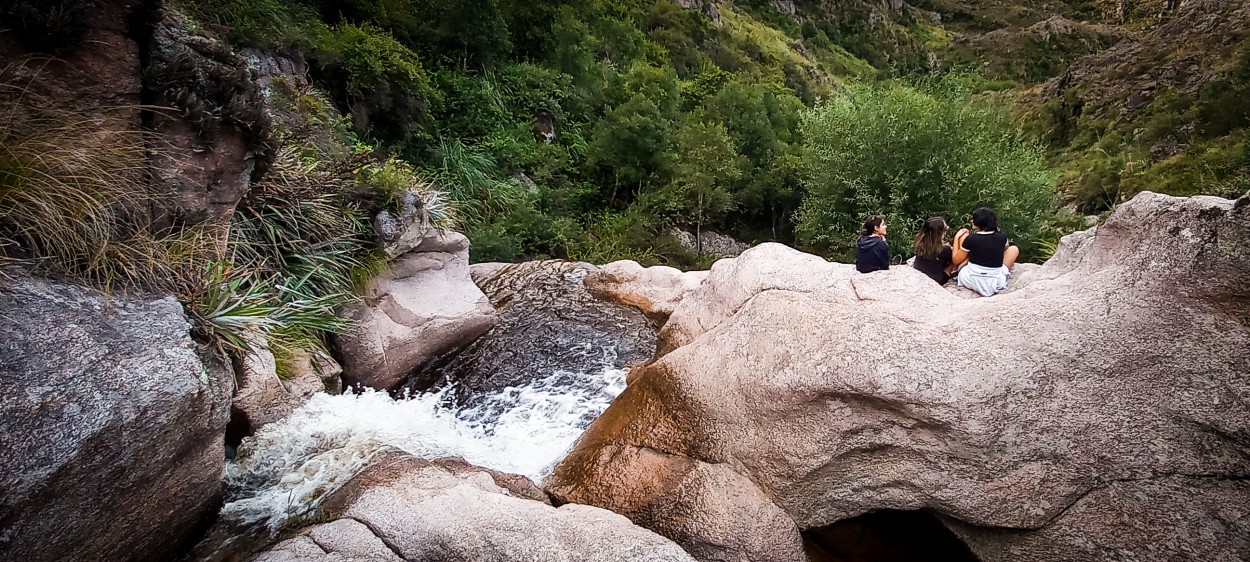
[583,260,708,325]
[333,231,497,391]
[546,192,1250,562]
[0,273,233,562]
[406,260,656,408]
[231,339,342,439]
[250,451,697,562]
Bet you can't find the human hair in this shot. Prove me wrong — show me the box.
[972,207,999,231]
[913,217,948,259]
[860,215,885,236]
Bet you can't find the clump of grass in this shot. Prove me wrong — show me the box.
[2,56,454,374]
[0,80,216,293]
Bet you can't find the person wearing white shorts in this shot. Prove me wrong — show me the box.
[952,207,1019,297]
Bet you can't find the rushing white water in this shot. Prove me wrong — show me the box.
[220,347,627,532]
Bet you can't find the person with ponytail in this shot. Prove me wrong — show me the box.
[854,215,889,273]
[912,217,956,285]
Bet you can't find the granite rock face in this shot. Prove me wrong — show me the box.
[0,274,233,562]
[250,452,697,562]
[583,260,708,325]
[232,341,341,436]
[547,192,1250,562]
[333,231,497,390]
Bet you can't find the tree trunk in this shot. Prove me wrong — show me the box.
[696,192,704,256]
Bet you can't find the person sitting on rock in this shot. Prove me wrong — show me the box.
[912,216,956,285]
[953,207,1020,296]
[855,215,890,273]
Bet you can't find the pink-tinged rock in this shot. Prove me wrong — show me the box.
[333,231,497,390]
[584,260,708,325]
[251,452,697,562]
[547,192,1250,562]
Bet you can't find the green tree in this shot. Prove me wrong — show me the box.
[585,95,673,204]
[701,80,805,240]
[655,120,744,253]
[796,83,1057,260]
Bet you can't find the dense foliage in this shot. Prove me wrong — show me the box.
[175,0,1244,267]
[796,82,1057,260]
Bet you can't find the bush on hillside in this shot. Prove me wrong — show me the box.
[314,23,431,141]
[796,83,1057,261]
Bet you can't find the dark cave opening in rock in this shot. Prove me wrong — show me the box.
[803,509,981,562]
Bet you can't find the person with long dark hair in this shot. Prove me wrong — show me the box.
[912,216,955,284]
[855,215,889,273]
[952,207,1019,296]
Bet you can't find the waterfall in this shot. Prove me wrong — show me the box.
[219,261,658,534]
[220,344,627,532]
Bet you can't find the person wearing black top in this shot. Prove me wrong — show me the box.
[854,215,889,273]
[911,217,954,284]
[952,207,1020,296]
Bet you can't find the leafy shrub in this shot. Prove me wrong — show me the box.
[796,83,1058,261]
[314,23,431,140]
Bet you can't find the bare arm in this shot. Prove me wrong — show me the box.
[950,228,970,271]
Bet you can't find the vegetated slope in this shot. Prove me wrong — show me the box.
[175,0,1247,266]
[1031,0,1250,212]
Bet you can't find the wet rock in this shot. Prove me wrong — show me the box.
[583,260,708,325]
[0,273,233,562]
[251,451,696,562]
[232,340,340,435]
[334,231,497,391]
[405,260,656,407]
[547,192,1250,562]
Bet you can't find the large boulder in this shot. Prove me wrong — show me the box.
[546,192,1250,562]
[333,231,497,390]
[584,260,708,325]
[250,451,697,562]
[0,273,233,562]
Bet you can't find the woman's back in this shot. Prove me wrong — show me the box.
[961,230,1009,268]
[912,245,952,284]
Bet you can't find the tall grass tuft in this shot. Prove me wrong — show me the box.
[0,80,217,293]
[432,138,525,226]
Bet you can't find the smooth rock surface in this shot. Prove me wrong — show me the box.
[334,231,497,390]
[547,192,1250,562]
[584,260,708,324]
[251,452,696,562]
[0,273,233,562]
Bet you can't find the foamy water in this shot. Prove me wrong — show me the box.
[221,358,627,531]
